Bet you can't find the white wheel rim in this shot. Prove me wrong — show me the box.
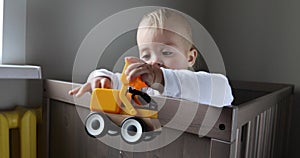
[121,119,143,143]
[86,113,105,136]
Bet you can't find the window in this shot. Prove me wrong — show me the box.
[0,0,3,64]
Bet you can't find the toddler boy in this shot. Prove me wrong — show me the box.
[69,8,233,107]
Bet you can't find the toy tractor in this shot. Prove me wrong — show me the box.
[85,61,161,144]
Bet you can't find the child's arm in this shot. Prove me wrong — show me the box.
[161,68,234,107]
[125,57,233,106]
[69,69,121,97]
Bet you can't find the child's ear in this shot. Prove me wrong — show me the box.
[187,48,198,67]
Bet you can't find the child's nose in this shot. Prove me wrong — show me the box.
[151,62,163,68]
[150,58,164,67]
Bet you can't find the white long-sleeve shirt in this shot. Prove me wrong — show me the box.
[88,68,234,107]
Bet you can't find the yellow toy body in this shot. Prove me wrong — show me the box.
[89,60,158,118]
[90,89,122,114]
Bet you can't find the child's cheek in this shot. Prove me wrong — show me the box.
[167,60,189,69]
[164,61,178,69]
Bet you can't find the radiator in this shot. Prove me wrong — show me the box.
[0,107,41,158]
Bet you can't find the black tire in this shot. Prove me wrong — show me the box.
[120,118,144,144]
[85,112,107,138]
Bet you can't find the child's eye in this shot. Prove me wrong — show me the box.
[141,54,150,60]
[162,51,173,56]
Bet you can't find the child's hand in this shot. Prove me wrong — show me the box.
[68,76,112,97]
[125,57,164,93]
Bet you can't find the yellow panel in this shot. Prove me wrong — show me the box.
[90,88,122,114]
[119,60,137,115]
[120,109,158,119]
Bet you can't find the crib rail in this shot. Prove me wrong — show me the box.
[44,79,293,158]
[44,79,238,142]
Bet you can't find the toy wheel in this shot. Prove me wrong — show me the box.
[121,118,144,144]
[85,112,107,138]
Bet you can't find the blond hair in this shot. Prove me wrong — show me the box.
[137,8,193,49]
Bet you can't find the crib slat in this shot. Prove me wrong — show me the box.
[237,123,250,158]
[244,121,251,158]
[263,109,270,158]
[260,110,267,158]
[236,128,242,158]
[257,113,262,158]
[254,115,260,158]
[263,111,267,157]
[263,109,268,158]
[266,106,274,158]
[268,107,273,157]
[270,104,278,158]
[247,117,256,158]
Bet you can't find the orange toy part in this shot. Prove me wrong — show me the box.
[129,76,147,90]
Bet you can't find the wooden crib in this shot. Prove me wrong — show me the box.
[43,79,293,158]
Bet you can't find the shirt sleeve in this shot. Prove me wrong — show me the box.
[161,68,234,107]
[87,69,122,89]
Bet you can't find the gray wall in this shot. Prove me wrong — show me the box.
[204,0,300,157]
[0,0,32,110]
[0,79,42,109]
[26,0,207,82]
[12,0,299,157]
[2,0,26,64]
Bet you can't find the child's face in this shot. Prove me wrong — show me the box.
[137,29,196,69]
